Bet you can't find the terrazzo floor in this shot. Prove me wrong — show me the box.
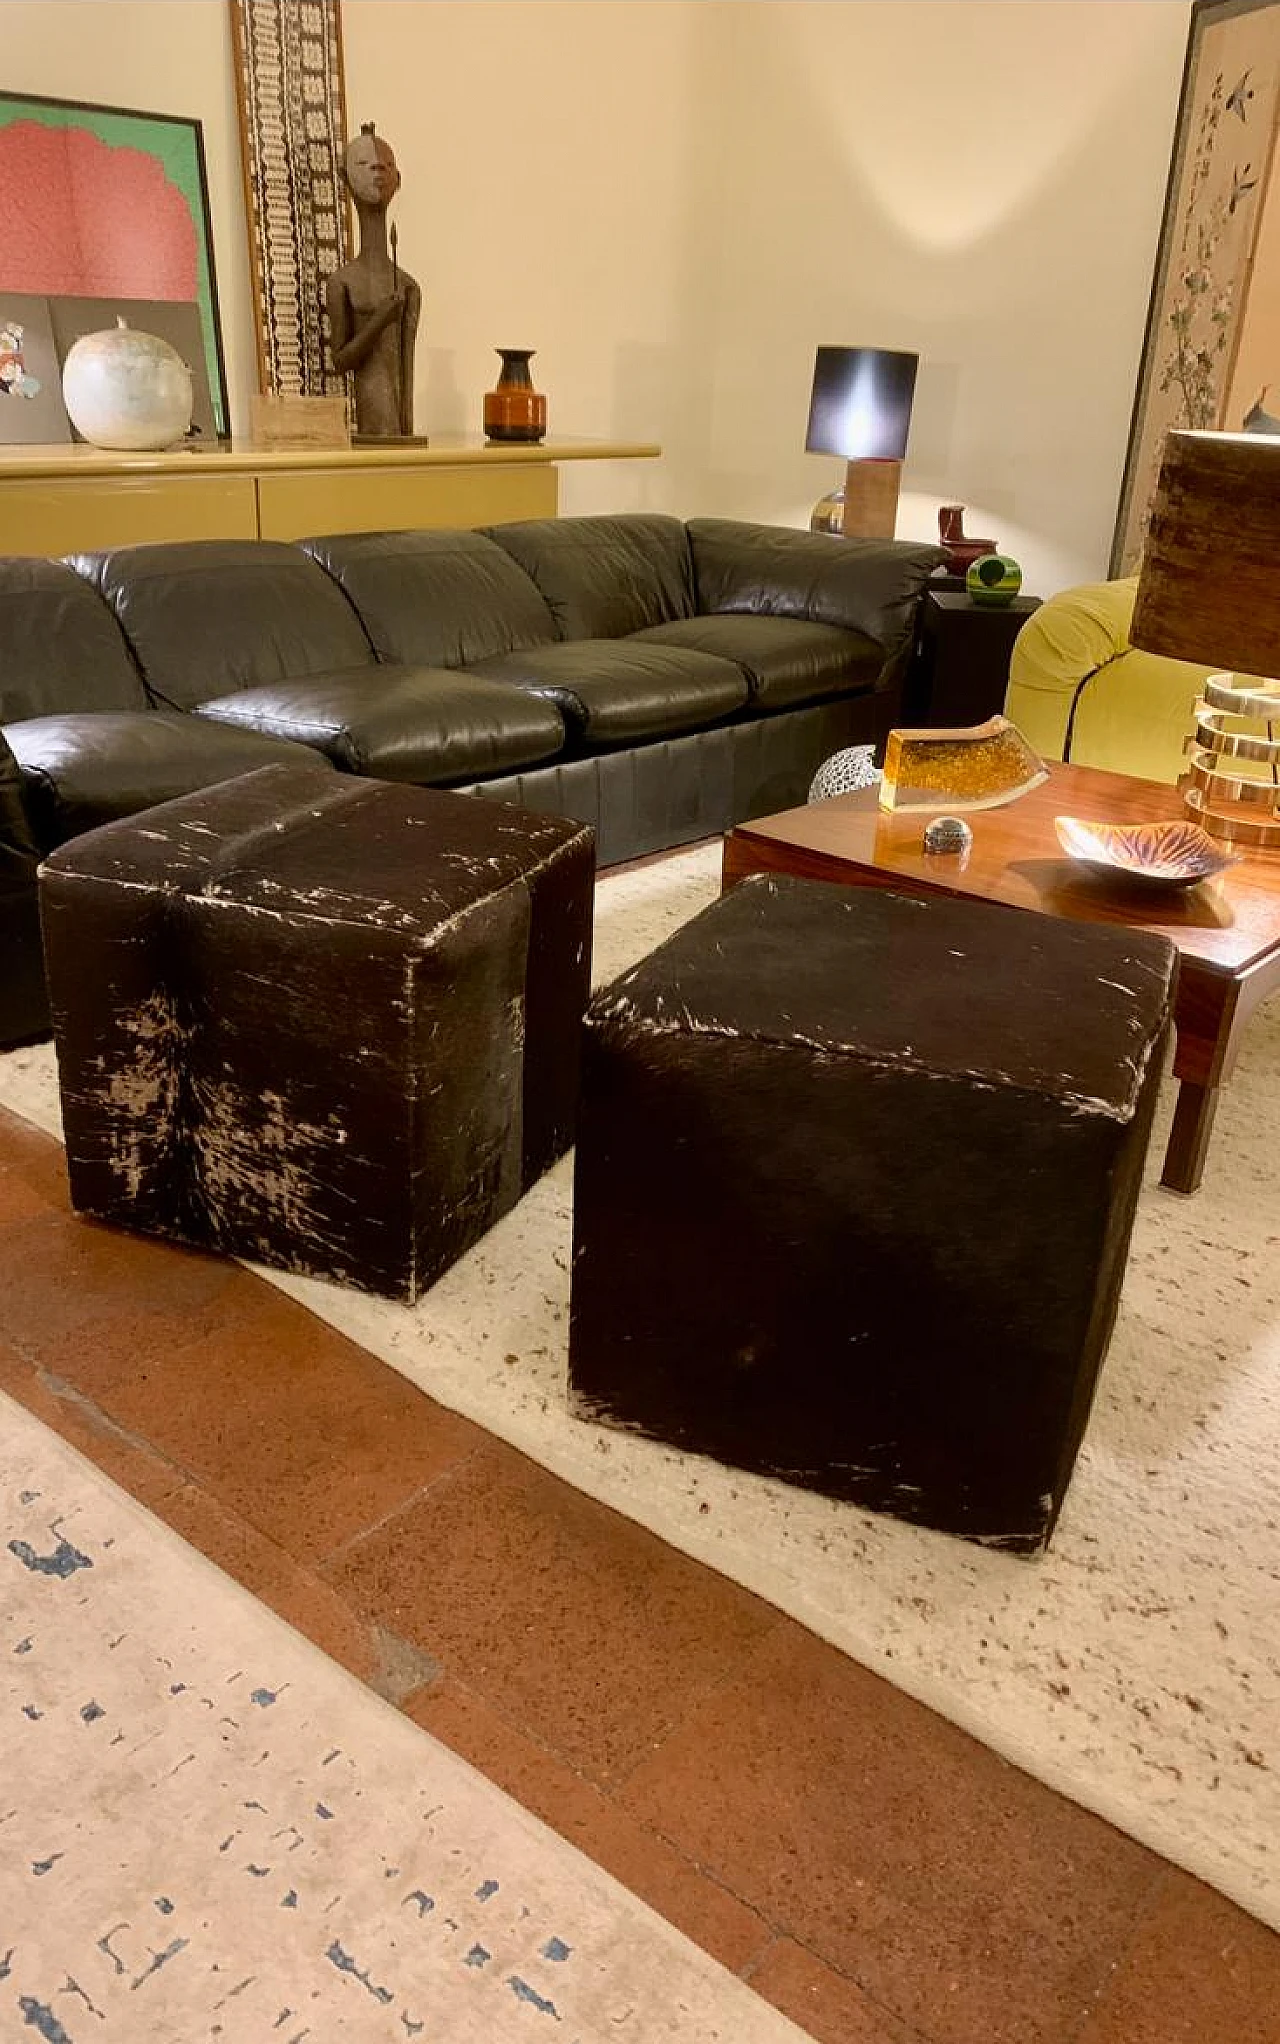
[2,1091,1280,2043]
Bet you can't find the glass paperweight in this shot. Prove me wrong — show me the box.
[880,715,1047,813]
[923,815,973,855]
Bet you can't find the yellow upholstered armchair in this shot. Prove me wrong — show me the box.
[1003,576,1218,786]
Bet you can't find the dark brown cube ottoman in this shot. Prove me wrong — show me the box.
[568,874,1175,1552]
[40,762,594,1300]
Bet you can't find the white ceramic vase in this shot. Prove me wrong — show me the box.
[61,318,193,452]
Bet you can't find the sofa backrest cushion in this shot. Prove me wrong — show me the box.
[72,540,375,709]
[0,557,147,720]
[484,515,697,641]
[301,529,558,668]
[688,520,944,668]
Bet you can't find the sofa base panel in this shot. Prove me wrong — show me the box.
[464,691,888,865]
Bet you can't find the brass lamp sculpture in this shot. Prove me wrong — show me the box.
[1130,429,1280,847]
[806,345,918,538]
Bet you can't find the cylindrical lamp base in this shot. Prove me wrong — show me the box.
[1181,671,1280,846]
[841,458,901,538]
[808,461,902,539]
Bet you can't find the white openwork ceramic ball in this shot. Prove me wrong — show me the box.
[808,744,882,803]
[62,318,193,452]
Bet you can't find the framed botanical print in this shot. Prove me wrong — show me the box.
[0,90,229,437]
[1110,0,1280,575]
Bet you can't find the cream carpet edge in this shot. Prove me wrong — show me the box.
[0,1382,815,2042]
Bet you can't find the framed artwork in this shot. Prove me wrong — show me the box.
[229,0,353,400]
[0,90,229,437]
[1110,0,1280,576]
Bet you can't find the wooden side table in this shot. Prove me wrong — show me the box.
[904,588,1041,727]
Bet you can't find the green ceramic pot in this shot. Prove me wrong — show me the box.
[966,552,1022,607]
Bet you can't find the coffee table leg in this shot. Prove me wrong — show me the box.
[1162,965,1257,1194]
[1162,1080,1220,1194]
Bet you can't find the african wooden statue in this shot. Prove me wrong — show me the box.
[325,122,421,438]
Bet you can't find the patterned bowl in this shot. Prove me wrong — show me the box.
[1053,815,1241,887]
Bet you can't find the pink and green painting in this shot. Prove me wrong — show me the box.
[0,92,228,435]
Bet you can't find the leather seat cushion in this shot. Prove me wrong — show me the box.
[484,515,698,640]
[198,666,567,783]
[5,711,330,849]
[71,540,374,708]
[299,529,558,668]
[631,614,883,710]
[466,640,749,746]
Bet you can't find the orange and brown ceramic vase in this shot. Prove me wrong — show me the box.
[483,348,547,443]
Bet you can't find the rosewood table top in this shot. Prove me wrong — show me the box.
[722,761,1280,978]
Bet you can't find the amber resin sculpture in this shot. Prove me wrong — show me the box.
[880,715,1048,813]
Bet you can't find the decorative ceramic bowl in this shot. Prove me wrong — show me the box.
[1054,815,1241,887]
[62,318,192,451]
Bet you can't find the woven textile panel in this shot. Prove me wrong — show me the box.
[230,0,351,398]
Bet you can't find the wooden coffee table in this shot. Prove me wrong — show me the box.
[722,760,1280,1193]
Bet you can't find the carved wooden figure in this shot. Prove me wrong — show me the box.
[325,122,421,439]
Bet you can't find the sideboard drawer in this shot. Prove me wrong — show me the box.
[256,461,558,539]
[0,474,259,555]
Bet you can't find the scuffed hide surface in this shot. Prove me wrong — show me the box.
[41,764,594,1301]
[569,874,1175,1553]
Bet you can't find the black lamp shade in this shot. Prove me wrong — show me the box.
[805,346,919,461]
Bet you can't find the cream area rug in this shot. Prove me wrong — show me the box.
[0,1390,812,2042]
[3,845,1279,1936]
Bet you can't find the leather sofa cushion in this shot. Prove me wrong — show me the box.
[467,640,749,748]
[198,666,566,783]
[631,614,882,710]
[72,541,374,710]
[485,515,697,641]
[688,521,944,669]
[0,558,147,720]
[5,711,330,849]
[299,528,557,668]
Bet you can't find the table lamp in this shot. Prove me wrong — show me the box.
[1130,429,1280,847]
[805,345,919,539]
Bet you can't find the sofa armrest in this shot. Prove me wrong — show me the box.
[6,711,329,847]
[0,728,38,856]
[1005,578,1139,761]
[687,520,945,678]
[0,838,46,1049]
[1005,577,1229,783]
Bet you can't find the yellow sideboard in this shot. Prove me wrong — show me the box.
[0,436,661,556]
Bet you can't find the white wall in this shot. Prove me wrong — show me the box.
[1,0,1192,587]
[693,0,1192,591]
[341,0,720,513]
